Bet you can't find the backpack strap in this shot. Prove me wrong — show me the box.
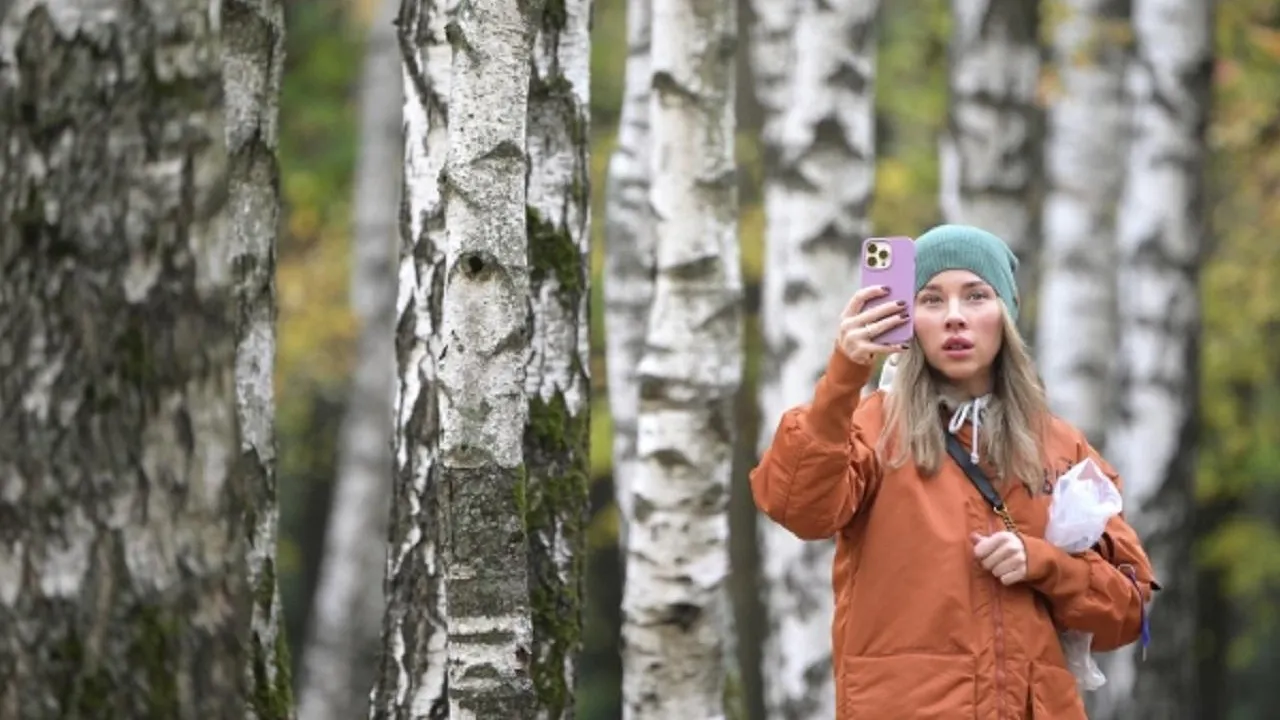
[944,433,1017,533]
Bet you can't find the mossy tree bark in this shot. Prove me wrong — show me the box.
[524,0,592,715]
[620,0,743,715]
[368,0,451,717]
[0,1,257,717]
[223,0,294,717]
[374,0,588,715]
[434,0,545,716]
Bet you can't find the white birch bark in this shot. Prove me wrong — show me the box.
[436,0,541,715]
[1094,0,1214,717]
[603,0,653,555]
[620,0,741,715]
[746,0,798,153]
[1035,0,1129,446]
[746,0,798,426]
[940,0,1042,314]
[747,0,798,342]
[751,1,880,717]
[368,0,451,716]
[223,0,293,716]
[523,0,592,715]
[297,0,401,716]
[0,1,252,716]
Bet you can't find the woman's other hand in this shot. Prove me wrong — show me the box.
[837,286,910,365]
[972,531,1027,586]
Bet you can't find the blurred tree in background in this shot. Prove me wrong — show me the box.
[274,0,362,683]
[270,0,1280,718]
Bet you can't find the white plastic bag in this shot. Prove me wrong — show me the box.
[1043,457,1124,691]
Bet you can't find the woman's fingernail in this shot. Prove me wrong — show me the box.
[899,312,909,319]
[895,300,906,307]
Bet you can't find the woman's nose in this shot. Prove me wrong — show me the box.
[944,299,968,329]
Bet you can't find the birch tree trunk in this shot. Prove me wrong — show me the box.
[0,1,251,717]
[940,0,1042,323]
[1094,0,1214,717]
[368,0,451,716]
[620,0,742,714]
[603,0,653,561]
[751,1,880,717]
[297,0,401,716]
[223,0,293,717]
[1035,0,1129,446]
[747,0,798,335]
[524,0,592,714]
[436,0,542,715]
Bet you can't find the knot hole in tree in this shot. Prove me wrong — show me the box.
[458,251,498,281]
[664,602,702,632]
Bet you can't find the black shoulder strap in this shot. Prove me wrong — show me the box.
[944,433,1018,533]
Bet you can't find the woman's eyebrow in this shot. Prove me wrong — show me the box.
[919,281,990,292]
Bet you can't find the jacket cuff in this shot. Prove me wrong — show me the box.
[1023,535,1084,588]
[802,348,873,445]
[826,345,875,389]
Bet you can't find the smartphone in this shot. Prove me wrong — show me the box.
[859,236,916,345]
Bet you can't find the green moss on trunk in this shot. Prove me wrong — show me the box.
[129,606,181,716]
[524,392,589,717]
[250,627,294,720]
[523,0,590,713]
[541,0,567,32]
[528,206,586,301]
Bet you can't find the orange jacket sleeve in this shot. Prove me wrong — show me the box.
[1021,444,1159,652]
[749,349,881,541]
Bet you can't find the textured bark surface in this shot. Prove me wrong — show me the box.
[0,1,251,718]
[745,0,797,141]
[620,0,742,715]
[940,0,1042,325]
[1036,0,1129,447]
[297,0,400,716]
[602,0,653,559]
[223,0,293,718]
[524,0,592,716]
[436,0,541,716]
[1094,0,1213,718]
[368,0,451,716]
[749,1,879,718]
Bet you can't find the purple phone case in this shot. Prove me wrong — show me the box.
[859,236,916,345]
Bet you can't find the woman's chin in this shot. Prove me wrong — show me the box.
[931,359,994,394]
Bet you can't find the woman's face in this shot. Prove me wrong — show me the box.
[913,269,1005,396]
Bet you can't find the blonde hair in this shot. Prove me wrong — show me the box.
[877,308,1051,493]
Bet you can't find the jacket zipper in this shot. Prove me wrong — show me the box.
[989,514,1007,719]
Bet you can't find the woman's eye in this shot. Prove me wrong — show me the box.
[967,291,990,301]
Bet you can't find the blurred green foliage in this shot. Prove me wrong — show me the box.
[271,0,1280,716]
[275,0,363,675]
[1199,2,1280,708]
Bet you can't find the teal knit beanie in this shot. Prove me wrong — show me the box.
[914,224,1020,323]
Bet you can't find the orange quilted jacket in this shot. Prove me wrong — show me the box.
[751,349,1158,719]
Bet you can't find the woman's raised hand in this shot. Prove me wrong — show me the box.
[837,286,910,365]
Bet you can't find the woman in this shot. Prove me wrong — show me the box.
[751,224,1158,719]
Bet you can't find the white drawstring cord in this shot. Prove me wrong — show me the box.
[946,395,989,464]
